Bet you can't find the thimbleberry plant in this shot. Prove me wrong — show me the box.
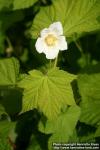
[0,0,100,150]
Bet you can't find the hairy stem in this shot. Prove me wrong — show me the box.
[75,40,90,66]
[54,55,58,68]
[75,40,83,54]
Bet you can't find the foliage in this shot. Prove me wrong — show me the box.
[78,72,100,126]
[39,105,80,149]
[13,0,38,10]
[0,0,100,150]
[0,57,20,85]
[31,0,100,41]
[19,68,76,120]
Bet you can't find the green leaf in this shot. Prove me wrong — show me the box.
[0,138,13,150]
[19,68,76,120]
[68,129,79,142]
[69,129,95,143]
[78,73,100,125]
[0,57,19,85]
[39,105,80,134]
[0,120,15,138]
[46,105,80,150]
[79,134,95,142]
[31,0,100,41]
[27,135,41,150]
[13,0,38,10]
[0,86,22,115]
[0,120,16,150]
[0,0,13,11]
[95,126,100,137]
[0,58,22,115]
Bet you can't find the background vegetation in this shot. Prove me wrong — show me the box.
[0,0,100,150]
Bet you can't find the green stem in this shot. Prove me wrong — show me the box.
[54,55,58,68]
[49,60,52,68]
[74,40,83,54]
[6,36,13,57]
[6,36,13,50]
[75,40,90,66]
[42,0,47,4]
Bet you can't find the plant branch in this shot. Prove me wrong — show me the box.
[74,40,83,54]
[54,55,58,68]
[6,36,13,57]
[6,36,13,50]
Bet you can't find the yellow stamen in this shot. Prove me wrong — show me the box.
[45,34,57,46]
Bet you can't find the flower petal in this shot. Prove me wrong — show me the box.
[49,22,63,35]
[58,36,68,51]
[35,37,45,53]
[40,28,50,37]
[44,47,59,59]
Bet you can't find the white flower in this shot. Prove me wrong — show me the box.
[35,22,68,59]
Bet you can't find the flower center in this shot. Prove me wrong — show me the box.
[45,34,57,46]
